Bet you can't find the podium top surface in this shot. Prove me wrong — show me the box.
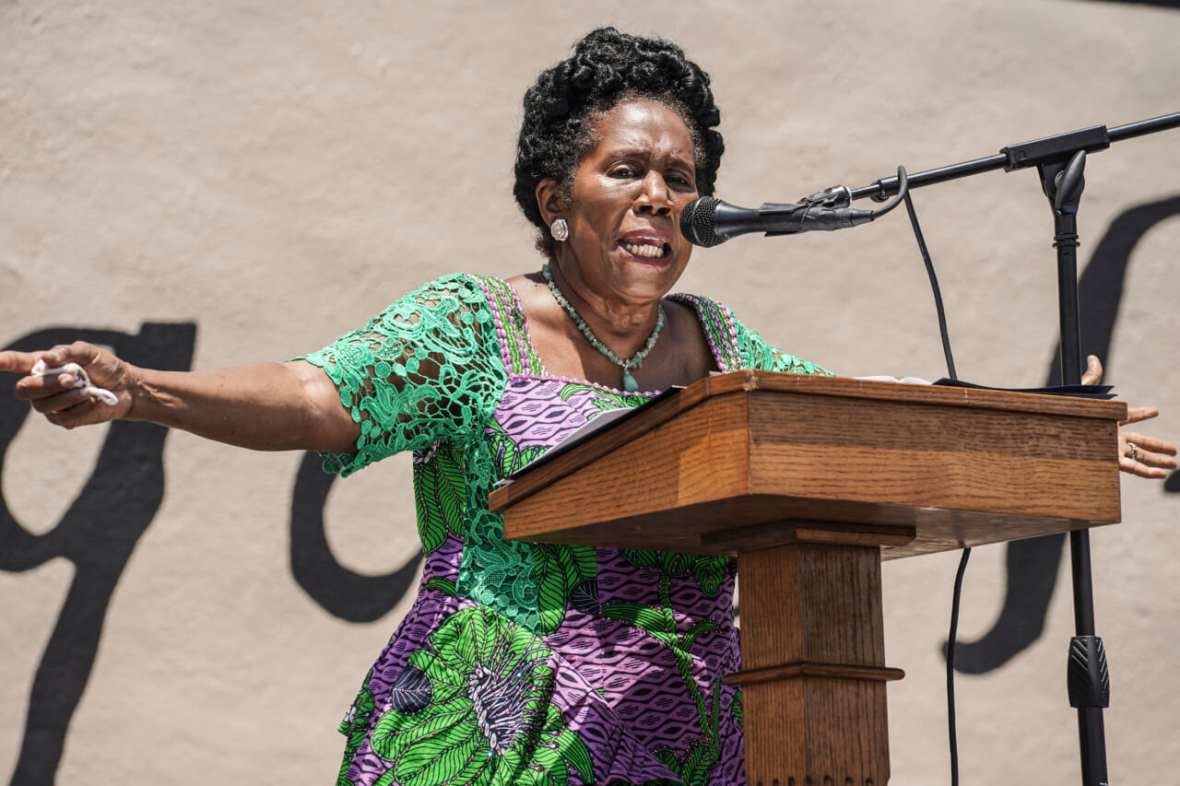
[488,371,1125,559]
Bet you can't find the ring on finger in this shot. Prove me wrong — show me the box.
[1127,442,1139,463]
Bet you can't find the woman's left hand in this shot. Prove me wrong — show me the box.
[1082,355,1178,479]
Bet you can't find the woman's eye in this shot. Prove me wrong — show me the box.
[610,164,640,178]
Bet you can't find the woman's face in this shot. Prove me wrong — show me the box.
[548,98,700,305]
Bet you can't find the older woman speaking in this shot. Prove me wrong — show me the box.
[2,27,1175,786]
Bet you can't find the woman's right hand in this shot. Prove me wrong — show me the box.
[4,342,356,452]
[1,341,137,428]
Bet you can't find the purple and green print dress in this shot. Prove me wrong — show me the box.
[300,273,828,786]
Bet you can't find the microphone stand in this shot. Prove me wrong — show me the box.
[848,110,1180,786]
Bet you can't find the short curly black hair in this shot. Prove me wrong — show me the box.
[514,27,724,258]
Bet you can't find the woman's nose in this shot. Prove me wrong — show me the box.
[635,172,672,215]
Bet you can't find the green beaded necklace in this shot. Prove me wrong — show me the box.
[542,262,665,392]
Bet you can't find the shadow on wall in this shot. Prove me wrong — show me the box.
[950,194,1180,674]
[0,324,195,786]
[289,451,422,623]
[0,325,422,786]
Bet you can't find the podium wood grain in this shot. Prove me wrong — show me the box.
[490,372,1123,558]
[488,372,1125,785]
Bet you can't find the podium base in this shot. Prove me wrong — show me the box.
[733,539,901,786]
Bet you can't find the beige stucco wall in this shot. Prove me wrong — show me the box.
[2,1,1178,783]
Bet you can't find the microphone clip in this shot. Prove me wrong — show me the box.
[760,184,862,237]
[801,184,854,209]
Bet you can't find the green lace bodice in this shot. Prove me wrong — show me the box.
[298,273,830,633]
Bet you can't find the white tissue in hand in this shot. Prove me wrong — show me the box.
[31,360,118,406]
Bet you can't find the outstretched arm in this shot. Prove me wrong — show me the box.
[1,341,357,453]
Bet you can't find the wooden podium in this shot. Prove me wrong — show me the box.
[488,372,1125,786]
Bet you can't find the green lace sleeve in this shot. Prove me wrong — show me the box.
[296,273,507,477]
[731,311,834,376]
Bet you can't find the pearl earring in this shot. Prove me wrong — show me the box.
[550,218,569,242]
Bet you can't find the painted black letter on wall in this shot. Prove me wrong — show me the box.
[952,195,1180,673]
[289,451,421,623]
[0,323,195,786]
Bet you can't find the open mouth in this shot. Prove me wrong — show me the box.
[620,241,671,260]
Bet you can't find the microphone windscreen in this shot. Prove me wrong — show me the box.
[680,196,725,247]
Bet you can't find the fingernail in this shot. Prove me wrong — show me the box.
[59,374,74,387]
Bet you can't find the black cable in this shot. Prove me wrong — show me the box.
[946,546,972,786]
[902,190,969,786]
[903,192,957,380]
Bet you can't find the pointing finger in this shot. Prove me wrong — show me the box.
[0,350,41,375]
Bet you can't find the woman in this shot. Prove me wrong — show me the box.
[2,28,1175,786]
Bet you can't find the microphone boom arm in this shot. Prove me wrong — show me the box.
[848,110,1180,202]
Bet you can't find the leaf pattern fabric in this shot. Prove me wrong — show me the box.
[299,273,829,786]
[412,441,466,552]
[621,550,733,599]
[368,607,594,786]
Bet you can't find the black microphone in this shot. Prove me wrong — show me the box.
[680,188,877,247]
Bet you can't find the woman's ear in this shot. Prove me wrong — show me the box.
[534,178,564,227]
